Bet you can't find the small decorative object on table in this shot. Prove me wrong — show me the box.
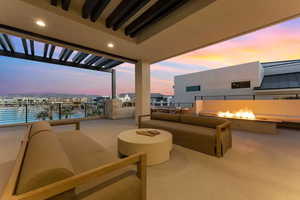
[136,129,160,137]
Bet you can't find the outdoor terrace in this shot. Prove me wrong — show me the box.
[0,119,299,200]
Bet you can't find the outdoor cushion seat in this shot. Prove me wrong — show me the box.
[16,131,76,199]
[139,113,232,157]
[8,121,144,200]
[140,119,217,155]
[151,112,181,122]
[55,131,141,200]
[29,121,52,138]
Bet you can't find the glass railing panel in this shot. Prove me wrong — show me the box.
[0,104,26,125]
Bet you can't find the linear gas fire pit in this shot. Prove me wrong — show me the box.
[199,111,281,134]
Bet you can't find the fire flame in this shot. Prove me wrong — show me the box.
[217,109,256,120]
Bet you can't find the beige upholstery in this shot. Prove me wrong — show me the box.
[15,122,142,200]
[55,131,141,200]
[181,115,226,128]
[29,121,52,138]
[140,120,217,155]
[151,112,181,122]
[140,113,232,157]
[16,131,75,199]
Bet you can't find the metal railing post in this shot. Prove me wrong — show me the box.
[59,103,62,120]
[25,104,28,123]
[253,95,256,100]
[84,103,87,118]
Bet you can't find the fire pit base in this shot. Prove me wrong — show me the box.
[199,113,280,134]
[226,118,278,134]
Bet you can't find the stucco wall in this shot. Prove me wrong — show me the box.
[195,100,300,119]
[174,61,263,103]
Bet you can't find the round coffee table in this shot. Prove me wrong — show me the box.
[118,129,173,166]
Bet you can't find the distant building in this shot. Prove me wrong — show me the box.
[150,93,174,107]
[174,59,300,103]
[118,93,174,107]
[118,93,135,103]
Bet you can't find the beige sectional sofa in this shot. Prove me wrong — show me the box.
[2,120,146,200]
[139,113,232,157]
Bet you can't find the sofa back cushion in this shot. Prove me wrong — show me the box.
[181,115,226,128]
[29,121,52,138]
[16,131,75,199]
[151,112,181,122]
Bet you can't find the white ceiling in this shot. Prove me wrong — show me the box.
[1,0,300,64]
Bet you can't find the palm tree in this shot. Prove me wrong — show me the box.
[61,106,74,119]
[36,111,49,121]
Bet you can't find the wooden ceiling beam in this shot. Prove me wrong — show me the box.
[125,0,189,37]
[106,0,149,31]
[61,0,71,11]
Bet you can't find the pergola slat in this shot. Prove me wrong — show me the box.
[43,43,49,58]
[0,50,107,72]
[61,0,71,11]
[71,51,82,62]
[21,38,28,55]
[2,34,15,52]
[106,0,149,31]
[63,49,73,61]
[49,45,56,59]
[87,56,101,65]
[59,48,68,61]
[83,54,96,64]
[0,36,8,51]
[75,53,89,64]
[96,58,113,68]
[0,30,124,72]
[90,0,110,22]
[29,40,34,56]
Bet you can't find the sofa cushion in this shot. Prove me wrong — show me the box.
[29,121,52,138]
[140,119,217,155]
[151,112,181,122]
[180,115,226,128]
[16,131,75,199]
[55,131,140,199]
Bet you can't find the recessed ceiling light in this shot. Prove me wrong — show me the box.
[36,20,46,27]
[107,43,114,48]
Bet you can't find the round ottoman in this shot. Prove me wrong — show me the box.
[118,129,173,166]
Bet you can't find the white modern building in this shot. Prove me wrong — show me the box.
[174,59,300,103]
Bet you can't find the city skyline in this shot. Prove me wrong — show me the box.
[1,17,300,96]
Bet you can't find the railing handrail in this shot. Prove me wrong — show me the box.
[0,102,105,125]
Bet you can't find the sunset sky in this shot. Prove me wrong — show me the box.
[1,17,300,96]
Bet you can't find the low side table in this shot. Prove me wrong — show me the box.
[118,129,173,166]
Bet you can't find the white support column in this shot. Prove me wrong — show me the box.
[135,61,150,121]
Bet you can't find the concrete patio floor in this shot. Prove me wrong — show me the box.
[0,119,299,200]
